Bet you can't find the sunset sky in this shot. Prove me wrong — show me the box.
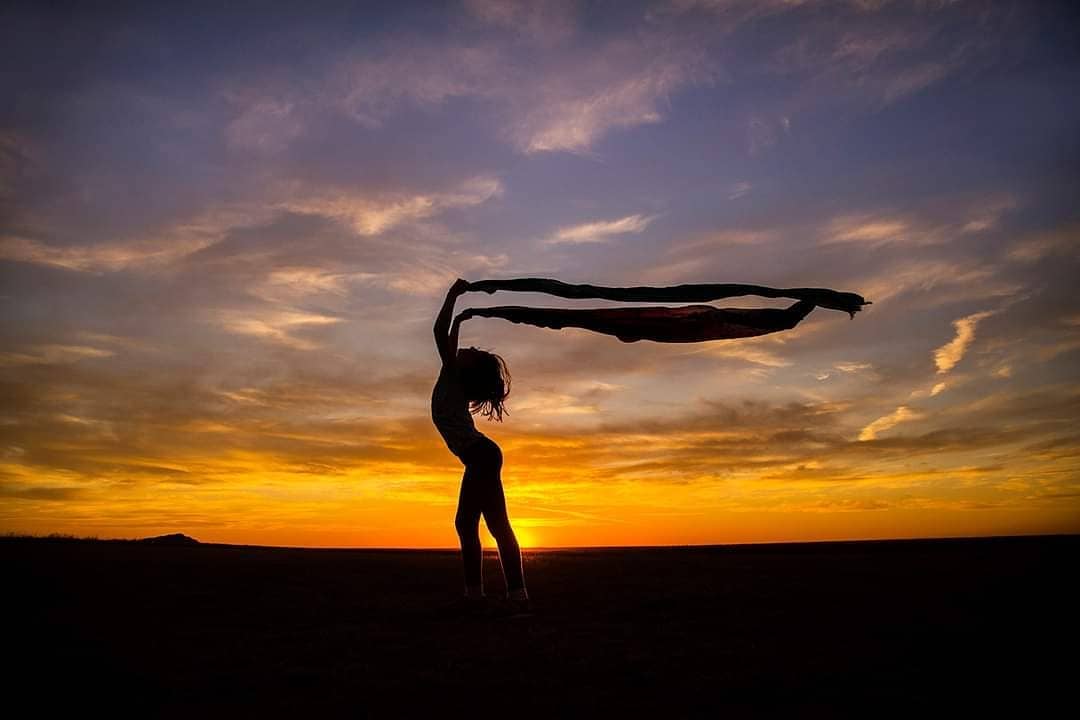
[2,0,1078,548]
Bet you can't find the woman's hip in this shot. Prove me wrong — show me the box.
[459,434,502,468]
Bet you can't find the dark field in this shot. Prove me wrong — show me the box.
[7,535,1077,717]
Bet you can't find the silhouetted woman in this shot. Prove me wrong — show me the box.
[432,278,529,614]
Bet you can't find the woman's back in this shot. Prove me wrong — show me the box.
[431,366,484,458]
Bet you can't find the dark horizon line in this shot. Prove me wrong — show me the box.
[4,530,1077,552]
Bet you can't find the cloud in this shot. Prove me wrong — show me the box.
[0,484,87,501]
[934,311,995,374]
[821,196,1018,249]
[334,30,708,155]
[508,55,702,154]
[834,362,873,374]
[224,98,304,155]
[0,234,200,273]
[465,0,577,46]
[0,173,505,285]
[214,308,344,350]
[513,391,601,416]
[852,259,1008,307]
[636,228,777,282]
[265,0,1011,162]
[279,176,503,236]
[858,405,920,441]
[728,181,752,200]
[659,0,815,26]
[351,251,511,297]
[0,345,115,366]
[880,61,951,104]
[0,206,272,272]
[649,0,1026,172]
[681,341,793,368]
[547,213,659,244]
[248,267,357,304]
[1007,225,1079,264]
[825,216,909,244]
[337,45,503,129]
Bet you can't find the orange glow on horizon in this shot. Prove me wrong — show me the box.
[4,447,1078,548]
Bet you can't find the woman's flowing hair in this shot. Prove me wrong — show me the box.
[460,349,511,422]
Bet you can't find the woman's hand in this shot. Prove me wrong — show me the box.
[803,289,871,318]
[449,278,472,297]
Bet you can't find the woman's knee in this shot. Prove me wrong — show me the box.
[487,518,517,545]
[455,511,480,538]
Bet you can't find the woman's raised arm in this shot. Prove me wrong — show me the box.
[434,278,472,365]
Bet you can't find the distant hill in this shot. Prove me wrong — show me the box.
[139,533,200,546]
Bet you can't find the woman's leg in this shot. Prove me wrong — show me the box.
[475,440,526,594]
[455,463,484,596]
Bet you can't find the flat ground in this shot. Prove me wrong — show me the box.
[6,535,1076,717]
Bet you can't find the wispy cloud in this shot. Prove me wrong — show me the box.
[823,216,909,245]
[822,196,1018,249]
[509,56,701,154]
[465,0,577,47]
[859,406,920,441]
[280,176,503,236]
[337,45,502,129]
[513,392,601,416]
[0,231,214,273]
[351,252,511,297]
[215,309,344,350]
[935,311,995,374]
[0,206,270,272]
[248,267,356,304]
[547,213,659,244]
[880,61,951,104]
[728,181,752,200]
[0,344,115,366]
[332,29,708,156]
[834,362,873,374]
[853,259,1008,307]
[224,98,304,155]
[1007,225,1079,264]
[684,341,793,368]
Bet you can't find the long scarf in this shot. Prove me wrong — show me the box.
[465,278,869,344]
